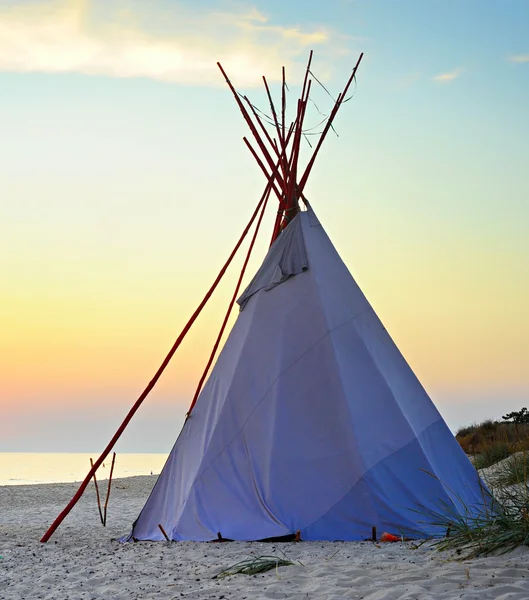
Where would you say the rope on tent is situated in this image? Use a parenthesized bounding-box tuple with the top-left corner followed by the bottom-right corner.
(237, 93, 277, 128)
(186, 184, 272, 417)
(308, 68, 337, 103)
(40, 182, 276, 544)
(298, 53, 364, 196)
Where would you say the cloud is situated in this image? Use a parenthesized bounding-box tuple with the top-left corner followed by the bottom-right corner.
(509, 54, 529, 64)
(0, 0, 344, 86)
(432, 68, 463, 83)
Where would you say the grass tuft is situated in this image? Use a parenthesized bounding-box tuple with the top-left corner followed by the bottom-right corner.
(212, 555, 294, 579)
(473, 442, 511, 470)
(420, 454, 529, 559)
(488, 453, 529, 487)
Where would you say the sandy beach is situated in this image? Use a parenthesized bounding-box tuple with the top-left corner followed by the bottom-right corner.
(1, 475, 529, 600)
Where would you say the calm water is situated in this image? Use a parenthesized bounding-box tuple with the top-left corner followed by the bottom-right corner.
(0, 453, 168, 486)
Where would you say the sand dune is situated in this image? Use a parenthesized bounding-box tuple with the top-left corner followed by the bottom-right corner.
(1, 476, 529, 599)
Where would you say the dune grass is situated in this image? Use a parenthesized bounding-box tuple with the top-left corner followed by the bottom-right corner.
(473, 442, 511, 470)
(425, 490, 529, 559)
(213, 556, 294, 579)
(488, 453, 529, 487)
(422, 443, 529, 558)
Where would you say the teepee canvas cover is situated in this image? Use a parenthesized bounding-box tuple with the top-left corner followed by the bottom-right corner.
(128, 207, 484, 542)
(41, 52, 485, 544)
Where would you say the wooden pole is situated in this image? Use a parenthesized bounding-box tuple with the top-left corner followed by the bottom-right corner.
(89, 458, 104, 525)
(242, 138, 283, 201)
(298, 53, 364, 195)
(286, 49, 314, 193)
(269, 122, 296, 246)
(285, 80, 312, 223)
(281, 66, 286, 144)
(242, 93, 290, 208)
(262, 75, 291, 199)
(186, 183, 272, 416)
(217, 62, 285, 196)
(294, 530, 302, 542)
(158, 524, 171, 542)
(270, 52, 314, 244)
(243, 95, 284, 165)
(40, 188, 273, 543)
(102, 452, 116, 526)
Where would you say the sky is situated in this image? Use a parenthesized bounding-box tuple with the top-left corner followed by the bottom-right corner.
(1, 0, 528, 452)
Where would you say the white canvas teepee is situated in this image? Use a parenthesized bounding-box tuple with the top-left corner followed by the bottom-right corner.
(128, 207, 485, 542)
(41, 52, 486, 544)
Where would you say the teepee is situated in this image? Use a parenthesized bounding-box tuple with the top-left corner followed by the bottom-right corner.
(41, 52, 485, 543)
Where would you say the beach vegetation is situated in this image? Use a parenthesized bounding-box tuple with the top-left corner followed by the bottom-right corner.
(423, 410, 529, 558)
(456, 410, 529, 467)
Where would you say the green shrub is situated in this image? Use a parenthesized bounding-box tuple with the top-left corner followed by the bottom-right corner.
(456, 424, 475, 437)
(479, 419, 497, 432)
(474, 442, 511, 470)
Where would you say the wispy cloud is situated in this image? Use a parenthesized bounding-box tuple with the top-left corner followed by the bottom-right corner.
(432, 68, 463, 83)
(508, 54, 529, 64)
(0, 0, 345, 86)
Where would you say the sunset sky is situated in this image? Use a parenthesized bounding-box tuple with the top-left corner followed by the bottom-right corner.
(1, 0, 528, 452)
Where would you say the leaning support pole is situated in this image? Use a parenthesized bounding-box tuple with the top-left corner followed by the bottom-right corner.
(102, 452, 116, 526)
(40, 188, 273, 543)
(262, 74, 289, 184)
(242, 139, 283, 201)
(284, 79, 312, 221)
(242, 121, 295, 201)
(270, 52, 313, 245)
(217, 62, 287, 197)
(158, 524, 171, 542)
(89, 458, 104, 525)
(187, 183, 272, 416)
(298, 53, 364, 195)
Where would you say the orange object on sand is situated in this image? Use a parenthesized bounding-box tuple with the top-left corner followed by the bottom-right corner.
(379, 532, 400, 542)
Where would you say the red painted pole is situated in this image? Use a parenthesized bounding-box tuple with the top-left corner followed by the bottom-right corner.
(240, 120, 296, 249)
(281, 66, 286, 143)
(217, 62, 282, 194)
(243, 138, 283, 201)
(298, 53, 364, 195)
(299, 51, 314, 109)
(242, 125, 295, 201)
(271, 94, 307, 244)
(262, 76, 286, 154)
(262, 75, 290, 202)
(270, 52, 313, 244)
(40, 188, 271, 543)
(269, 122, 296, 245)
(187, 184, 272, 416)
(243, 95, 282, 162)
(285, 80, 312, 220)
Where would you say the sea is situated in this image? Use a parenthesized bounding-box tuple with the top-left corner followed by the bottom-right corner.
(0, 453, 168, 486)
